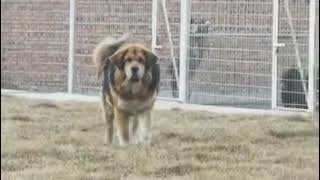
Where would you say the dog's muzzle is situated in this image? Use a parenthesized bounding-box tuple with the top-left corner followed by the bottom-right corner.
(131, 67, 140, 82)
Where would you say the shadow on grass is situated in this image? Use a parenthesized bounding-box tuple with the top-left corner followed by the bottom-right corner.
(30, 102, 59, 109)
(9, 115, 33, 122)
(269, 129, 319, 139)
(148, 163, 203, 177)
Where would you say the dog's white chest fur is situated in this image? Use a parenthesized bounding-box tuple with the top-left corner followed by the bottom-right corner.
(129, 81, 143, 94)
(109, 84, 156, 112)
(117, 93, 156, 112)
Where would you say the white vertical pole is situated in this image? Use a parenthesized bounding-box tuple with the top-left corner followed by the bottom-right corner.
(152, 0, 158, 53)
(308, 0, 316, 112)
(68, 0, 76, 94)
(179, 0, 191, 103)
(272, 0, 279, 109)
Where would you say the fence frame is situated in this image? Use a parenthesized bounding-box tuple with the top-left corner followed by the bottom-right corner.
(272, 0, 280, 109)
(308, 0, 316, 112)
(67, 0, 76, 94)
(179, 0, 191, 103)
(152, 0, 159, 53)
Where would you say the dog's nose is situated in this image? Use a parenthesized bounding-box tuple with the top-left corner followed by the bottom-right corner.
(131, 67, 138, 74)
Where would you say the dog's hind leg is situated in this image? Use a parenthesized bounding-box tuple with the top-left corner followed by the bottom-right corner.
(102, 96, 114, 145)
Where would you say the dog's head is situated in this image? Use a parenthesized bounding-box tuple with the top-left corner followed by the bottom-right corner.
(109, 44, 158, 82)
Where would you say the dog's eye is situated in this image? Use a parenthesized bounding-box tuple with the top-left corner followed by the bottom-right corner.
(127, 58, 132, 62)
(138, 58, 143, 63)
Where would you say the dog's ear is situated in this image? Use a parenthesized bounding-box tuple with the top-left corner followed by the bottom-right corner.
(144, 50, 158, 69)
(109, 48, 127, 69)
(92, 35, 129, 78)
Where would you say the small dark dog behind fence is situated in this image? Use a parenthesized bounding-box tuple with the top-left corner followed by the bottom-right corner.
(281, 68, 308, 109)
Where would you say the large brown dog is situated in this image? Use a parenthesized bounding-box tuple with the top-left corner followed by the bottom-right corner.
(92, 34, 160, 146)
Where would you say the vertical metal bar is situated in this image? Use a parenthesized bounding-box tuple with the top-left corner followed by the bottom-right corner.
(272, 0, 279, 109)
(152, 0, 158, 52)
(308, 0, 316, 112)
(179, 0, 191, 102)
(68, 0, 76, 94)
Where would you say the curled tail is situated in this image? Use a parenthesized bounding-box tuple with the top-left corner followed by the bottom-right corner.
(92, 33, 130, 78)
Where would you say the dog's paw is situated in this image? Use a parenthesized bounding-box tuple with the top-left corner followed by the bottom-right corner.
(119, 143, 128, 147)
(119, 140, 129, 147)
(139, 128, 152, 145)
(104, 136, 113, 145)
(103, 141, 111, 146)
(129, 135, 139, 145)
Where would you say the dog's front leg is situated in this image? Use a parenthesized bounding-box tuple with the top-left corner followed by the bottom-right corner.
(139, 110, 152, 145)
(114, 109, 129, 146)
(130, 115, 139, 144)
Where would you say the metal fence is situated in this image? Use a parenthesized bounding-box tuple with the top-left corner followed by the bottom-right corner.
(1, 0, 319, 112)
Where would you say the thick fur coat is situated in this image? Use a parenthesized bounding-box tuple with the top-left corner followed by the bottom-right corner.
(92, 34, 160, 146)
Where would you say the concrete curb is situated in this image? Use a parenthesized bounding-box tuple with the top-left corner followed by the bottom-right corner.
(1, 89, 309, 116)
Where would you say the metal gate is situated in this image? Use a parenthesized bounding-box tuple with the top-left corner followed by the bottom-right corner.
(153, 0, 318, 111)
(273, 0, 318, 111)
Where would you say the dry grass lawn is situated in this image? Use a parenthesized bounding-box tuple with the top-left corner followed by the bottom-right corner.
(1, 96, 319, 180)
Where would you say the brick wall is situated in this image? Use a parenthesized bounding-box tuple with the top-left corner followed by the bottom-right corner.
(1, 0, 69, 92)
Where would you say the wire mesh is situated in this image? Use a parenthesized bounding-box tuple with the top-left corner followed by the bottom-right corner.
(188, 0, 273, 108)
(1, 0, 69, 92)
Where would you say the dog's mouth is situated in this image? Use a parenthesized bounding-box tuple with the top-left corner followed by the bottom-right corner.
(130, 76, 140, 82)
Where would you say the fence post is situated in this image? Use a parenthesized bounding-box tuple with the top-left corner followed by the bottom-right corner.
(152, 0, 158, 53)
(68, 0, 76, 94)
(271, 0, 279, 109)
(179, 0, 191, 103)
(308, 0, 316, 112)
